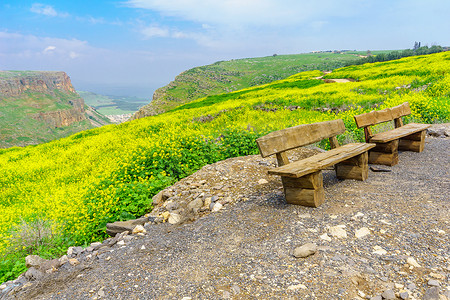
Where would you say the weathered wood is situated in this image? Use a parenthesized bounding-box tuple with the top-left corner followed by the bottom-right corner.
(329, 136, 340, 149)
(363, 127, 373, 142)
(372, 140, 399, 153)
(398, 139, 425, 152)
(337, 151, 368, 166)
(369, 123, 431, 143)
(354, 102, 411, 128)
(281, 172, 323, 189)
(276, 152, 289, 167)
(369, 151, 399, 166)
(394, 117, 403, 128)
(336, 164, 368, 181)
(268, 143, 376, 178)
(285, 187, 324, 207)
(256, 119, 345, 157)
(400, 130, 425, 141)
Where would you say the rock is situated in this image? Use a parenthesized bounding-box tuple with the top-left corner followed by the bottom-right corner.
(168, 213, 182, 225)
(165, 200, 179, 211)
(370, 296, 382, 300)
(293, 243, 317, 258)
(231, 284, 241, 294)
(428, 279, 440, 287)
(211, 196, 219, 202)
(161, 211, 170, 222)
(152, 190, 169, 205)
(423, 287, 440, 300)
(399, 291, 409, 299)
(320, 233, 332, 241)
(72, 246, 83, 255)
(406, 257, 421, 268)
(39, 258, 61, 272)
(406, 283, 417, 291)
(212, 202, 223, 212)
(24, 267, 43, 281)
(25, 255, 47, 269)
(430, 272, 445, 280)
(106, 217, 147, 237)
(329, 225, 347, 238)
(381, 289, 396, 299)
(59, 255, 69, 265)
(258, 179, 268, 184)
(68, 258, 80, 266)
(355, 227, 371, 239)
(372, 246, 387, 255)
(132, 225, 146, 234)
(287, 284, 307, 290)
(427, 128, 447, 137)
(117, 240, 125, 246)
(188, 198, 204, 212)
(204, 197, 212, 208)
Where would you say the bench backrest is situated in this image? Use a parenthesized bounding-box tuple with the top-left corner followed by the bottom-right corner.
(354, 102, 411, 128)
(256, 119, 345, 158)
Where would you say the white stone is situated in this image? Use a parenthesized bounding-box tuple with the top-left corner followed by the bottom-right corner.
(355, 227, 371, 239)
(330, 215, 338, 219)
(287, 284, 307, 290)
(329, 225, 347, 238)
(320, 233, 332, 242)
(141, 245, 146, 250)
(59, 255, 69, 264)
(117, 240, 125, 246)
(212, 202, 223, 212)
(358, 290, 366, 297)
(380, 229, 387, 234)
(168, 213, 181, 225)
(132, 225, 146, 234)
(258, 179, 268, 184)
(406, 257, 421, 268)
(395, 283, 404, 289)
(293, 243, 317, 258)
(0, 284, 7, 290)
(438, 230, 446, 235)
(372, 246, 387, 255)
(67, 247, 74, 256)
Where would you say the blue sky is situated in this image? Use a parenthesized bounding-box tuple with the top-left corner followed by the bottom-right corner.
(1, 0, 449, 98)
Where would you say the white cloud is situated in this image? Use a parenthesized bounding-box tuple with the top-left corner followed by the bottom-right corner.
(30, 3, 69, 17)
(43, 45, 56, 52)
(141, 26, 170, 38)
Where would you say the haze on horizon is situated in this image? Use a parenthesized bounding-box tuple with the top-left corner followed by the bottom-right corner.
(1, 0, 449, 98)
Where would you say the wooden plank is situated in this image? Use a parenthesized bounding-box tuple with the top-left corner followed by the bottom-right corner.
(400, 130, 425, 141)
(285, 187, 324, 207)
(256, 119, 345, 157)
(372, 140, 399, 153)
(281, 171, 323, 189)
(399, 139, 424, 152)
(354, 102, 411, 128)
(337, 151, 368, 166)
(329, 136, 340, 149)
(276, 152, 289, 166)
(268, 143, 375, 178)
(369, 123, 431, 143)
(336, 164, 368, 181)
(369, 151, 399, 166)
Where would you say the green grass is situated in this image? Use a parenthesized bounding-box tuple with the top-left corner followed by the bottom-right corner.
(79, 91, 148, 115)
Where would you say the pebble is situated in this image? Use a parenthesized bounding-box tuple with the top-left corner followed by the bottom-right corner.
(427, 279, 440, 287)
(406, 257, 421, 268)
(212, 202, 223, 212)
(406, 283, 417, 291)
(423, 287, 440, 300)
(293, 243, 317, 258)
(329, 225, 347, 238)
(258, 179, 268, 184)
(399, 291, 409, 299)
(319, 233, 332, 241)
(168, 213, 182, 225)
(381, 289, 396, 300)
(287, 284, 307, 290)
(132, 225, 146, 234)
(372, 246, 387, 255)
(68, 258, 80, 266)
(355, 227, 371, 239)
(370, 296, 382, 300)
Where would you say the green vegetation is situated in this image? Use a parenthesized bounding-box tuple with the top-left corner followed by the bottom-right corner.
(1, 52, 449, 283)
(78, 91, 148, 115)
(135, 51, 389, 117)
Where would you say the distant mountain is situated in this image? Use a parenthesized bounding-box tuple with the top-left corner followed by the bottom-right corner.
(0, 71, 111, 148)
(131, 52, 365, 119)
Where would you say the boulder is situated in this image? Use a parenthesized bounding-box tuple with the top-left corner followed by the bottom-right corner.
(106, 217, 148, 237)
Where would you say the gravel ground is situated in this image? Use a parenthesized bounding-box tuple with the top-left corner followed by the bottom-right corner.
(3, 132, 449, 300)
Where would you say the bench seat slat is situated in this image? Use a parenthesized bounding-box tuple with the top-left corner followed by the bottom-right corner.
(268, 143, 376, 178)
(369, 123, 431, 143)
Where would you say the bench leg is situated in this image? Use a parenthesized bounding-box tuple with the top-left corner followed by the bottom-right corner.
(399, 130, 426, 152)
(369, 140, 399, 166)
(335, 152, 369, 181)
(281, 171, 324, 207)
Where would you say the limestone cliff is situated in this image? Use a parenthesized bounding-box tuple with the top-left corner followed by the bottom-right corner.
(0, 71, 110, 148)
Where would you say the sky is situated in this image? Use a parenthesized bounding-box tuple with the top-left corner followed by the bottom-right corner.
(1, 1, 449, 98)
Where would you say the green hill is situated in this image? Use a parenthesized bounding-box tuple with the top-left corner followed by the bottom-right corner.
(132, 51, 377, 118)
(1, 52, 449, 282)
(0, 71, 111, 148)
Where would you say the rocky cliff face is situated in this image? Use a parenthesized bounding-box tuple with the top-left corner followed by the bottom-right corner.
(0, 71, 110, 148)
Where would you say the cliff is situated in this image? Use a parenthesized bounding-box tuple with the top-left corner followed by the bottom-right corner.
(0, 71, 110, 148)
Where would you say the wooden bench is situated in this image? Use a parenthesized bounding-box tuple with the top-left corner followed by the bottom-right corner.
(256, 119, 375, 207)
(354, 102, 431, 166)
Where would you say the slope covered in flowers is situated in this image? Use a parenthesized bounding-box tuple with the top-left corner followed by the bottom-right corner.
(1, 52, 449, 281)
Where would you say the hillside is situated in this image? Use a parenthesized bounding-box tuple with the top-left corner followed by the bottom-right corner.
(0, 71, 111, 148)
(131, 52, 370, 119)
(0, 52, 449, 283)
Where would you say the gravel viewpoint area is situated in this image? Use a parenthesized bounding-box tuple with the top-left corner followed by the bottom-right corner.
(2, 125, 449, 300)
